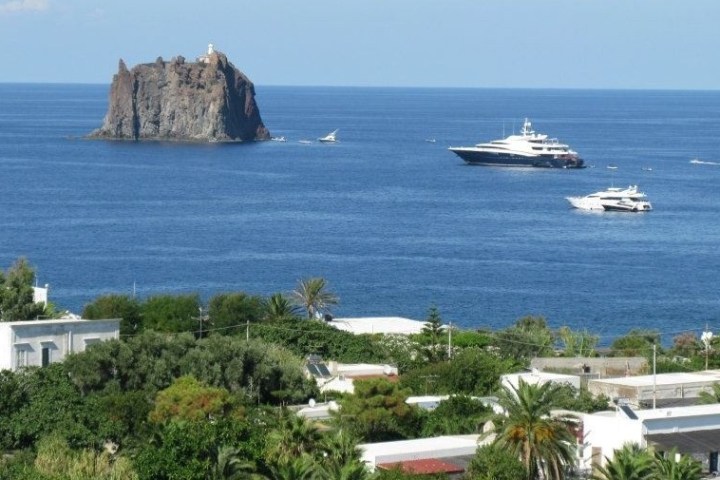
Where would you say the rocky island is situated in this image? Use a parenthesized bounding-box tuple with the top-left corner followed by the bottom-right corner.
(89, 45, 270, 142)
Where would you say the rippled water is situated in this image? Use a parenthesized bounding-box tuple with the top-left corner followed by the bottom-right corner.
(1, 84, 719, 343)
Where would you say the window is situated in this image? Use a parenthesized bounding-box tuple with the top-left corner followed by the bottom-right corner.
(41, 347, 50, 367)
(15, 348, 27, 369)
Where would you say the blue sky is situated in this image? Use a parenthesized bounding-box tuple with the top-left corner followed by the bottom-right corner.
(1, 0, 718, 89)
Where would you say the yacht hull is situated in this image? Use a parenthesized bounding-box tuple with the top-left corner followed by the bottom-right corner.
(449, 148, 584, 169)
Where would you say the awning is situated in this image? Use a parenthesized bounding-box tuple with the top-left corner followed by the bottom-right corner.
(646, 429, 720, 453)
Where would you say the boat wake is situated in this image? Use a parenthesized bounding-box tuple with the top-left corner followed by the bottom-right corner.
(690, 158, 720, 166)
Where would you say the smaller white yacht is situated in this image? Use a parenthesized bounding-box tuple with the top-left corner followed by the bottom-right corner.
(318, 129, 338, 143)
(566, 185, 652, 212)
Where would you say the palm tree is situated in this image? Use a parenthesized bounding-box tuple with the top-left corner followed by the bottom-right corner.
(263, 293, 301, 321)
(592, 443, 654, 480)
(210, 445, 264, 480)
(698, 382, 720, 404)
(653, 448, 702, 480)
(492, 379, 576, 480)
(291, 277, 338, 320)
(265, 454, 319, 480)
(265, 411, 322, 459)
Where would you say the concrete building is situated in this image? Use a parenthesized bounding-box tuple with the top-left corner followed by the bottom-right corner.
(304, 355, 399, 394)
(588, 371, 720, 408)
(582, 403, 720, 473)
(327, 316, 429, 335)
(501, 369, 581, 392)
(530, 356, 648, 377)
(0, 317, 120, 371)
(359, 434, 490, 476)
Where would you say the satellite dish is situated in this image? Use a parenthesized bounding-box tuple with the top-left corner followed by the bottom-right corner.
(308, 398, 316, 407)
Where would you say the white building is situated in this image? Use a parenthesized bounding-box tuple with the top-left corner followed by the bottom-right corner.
(327, 316, 430, 335)
(588, 371, 720, 408)
(501, 369, 581, 392)
(0, 318, 120, 371)
(582, 403, 720, 472)
(310, 361, 399, 394)
(359, 434, 489, 474)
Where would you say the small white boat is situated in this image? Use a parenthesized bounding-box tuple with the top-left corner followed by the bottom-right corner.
(271, 136, 287, 142)
(566, 185, 652, 212)
(318, 129, 338, 143)
(607, 165, 618, 170)
(298, 139, 313, 145)
(425, 138, 437, 143)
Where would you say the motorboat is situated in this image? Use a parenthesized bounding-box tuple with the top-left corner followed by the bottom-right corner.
(318, 129, 338, 143)
(448, 118, 584, 168)
(566, 185, 652, 212)
(271, 136, 287, 142)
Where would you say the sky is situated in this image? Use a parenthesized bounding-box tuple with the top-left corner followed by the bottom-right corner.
(1, 0, 718, 89)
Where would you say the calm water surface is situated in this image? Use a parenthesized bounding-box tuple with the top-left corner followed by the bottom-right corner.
(1, 84, 719, 343)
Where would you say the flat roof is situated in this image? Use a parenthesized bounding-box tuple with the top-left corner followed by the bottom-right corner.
(590, 371, 720, 387)
(3, 318, 120, 326)
(360, 434, 481, 458)
(328, 317, 429, 335)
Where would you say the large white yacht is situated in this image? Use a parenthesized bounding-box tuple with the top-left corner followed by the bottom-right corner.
(448, 118, 584, 168)
(566, 185, 652, 212)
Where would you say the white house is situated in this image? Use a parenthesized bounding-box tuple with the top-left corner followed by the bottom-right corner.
(359, 434, 489, 474)
(588, 371, 720, 408)
(501, 369, 581, 392)
(327, 316, 429, 335)
(582, 403, 720, 473)
(0, 317, 120, 371)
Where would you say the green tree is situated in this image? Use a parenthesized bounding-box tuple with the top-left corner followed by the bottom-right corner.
(335, 377, 420, 442)
(82, 294, 142, 335)
(400, 347, 514, 397)
(610, 329, 659, 357)
(0, 257, 47, 321)
(209, 292, 265, 334)
(421, 306, 445, 361)
(492, 379, 576, 480)
(141, 293, 200, 333)
(264, 410, 322, 459)
(592, 443, 654, 480)
(421, 395, 491, 436)
(557, 326, 598, 357)
(291, 277, 338, 319)
(149, 375, 237, 424)
(263, 293, 302, 322)
(552, 384, 611, 413)
(465, 444, 527, 480)
(495, 315, 555, 360)
(652, 448, 702, 480)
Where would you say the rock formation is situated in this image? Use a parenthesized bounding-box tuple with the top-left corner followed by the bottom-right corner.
(90, 49, 270, 142)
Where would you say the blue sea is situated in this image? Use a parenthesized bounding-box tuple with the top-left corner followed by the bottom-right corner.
(1, 84, 719, 343)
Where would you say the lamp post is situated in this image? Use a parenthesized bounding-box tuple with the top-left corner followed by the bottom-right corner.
(702, 328, 713, 370)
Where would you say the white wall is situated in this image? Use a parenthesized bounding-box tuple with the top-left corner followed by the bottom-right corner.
(581, 412, 644, 468)
(1, 319, 119, 371)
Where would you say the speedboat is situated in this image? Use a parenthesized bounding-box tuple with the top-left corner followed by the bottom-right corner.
(566, 185, 652, 212)
(271, 136, 287, 142)
(318, 129, 338, 143)
(448, 118, 584, 168)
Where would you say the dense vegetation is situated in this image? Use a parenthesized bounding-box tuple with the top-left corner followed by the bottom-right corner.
(0, 259, 715, 479)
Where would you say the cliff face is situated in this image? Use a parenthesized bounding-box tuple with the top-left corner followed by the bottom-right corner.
(90, 52, 270, 142)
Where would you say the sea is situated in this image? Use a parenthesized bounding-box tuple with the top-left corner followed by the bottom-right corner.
(1, 84, 719, 344)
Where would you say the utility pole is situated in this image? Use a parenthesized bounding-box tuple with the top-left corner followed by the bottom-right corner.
(246, 320, 250, 343)
(448, 321, 452, 359)
(198, 307, 204, 338)
(652, 343, 657, 409)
